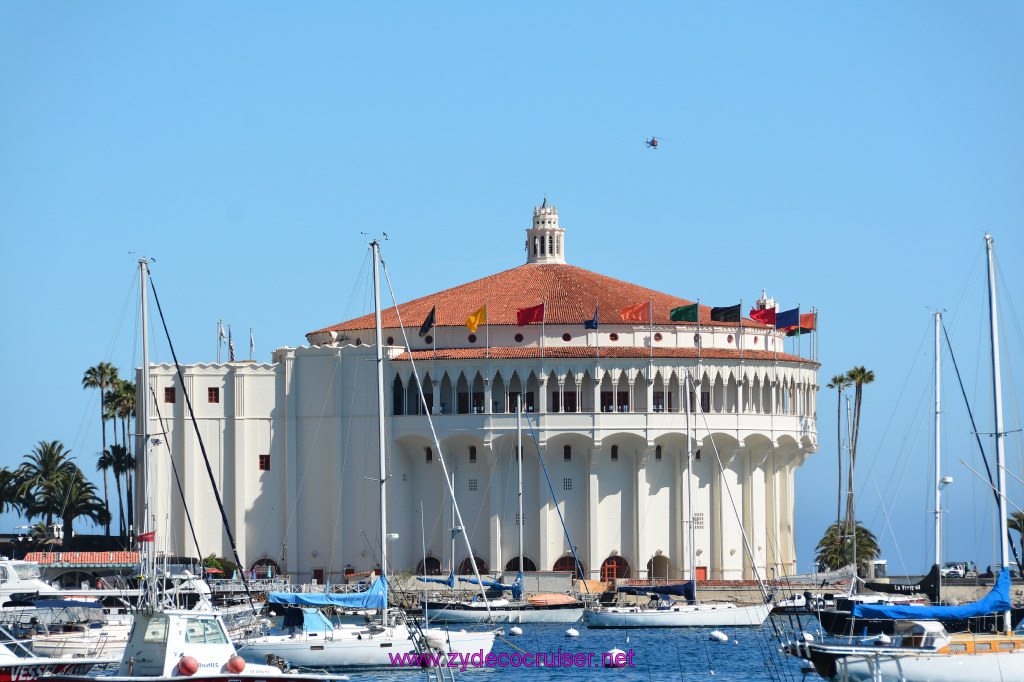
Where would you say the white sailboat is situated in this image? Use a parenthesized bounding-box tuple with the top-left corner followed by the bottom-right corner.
(235, 240, 497, 667)
(584, 369, 773, 628)
(419, 397, 584, 624)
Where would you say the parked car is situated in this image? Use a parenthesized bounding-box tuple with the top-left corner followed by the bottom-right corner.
(941, 561, 978, 578)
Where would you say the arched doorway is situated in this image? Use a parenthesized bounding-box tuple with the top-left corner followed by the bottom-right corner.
(600, 556, 631, 581)
(504, 557, 537, 572)
(416, 556, 442, 575)
(646, 554, 672, 580)
(458, 556, 488, 575)
(553, 555, 585, 580)
(250, 557, 281, 579)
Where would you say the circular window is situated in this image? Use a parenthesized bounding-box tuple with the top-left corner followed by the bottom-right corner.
(609, 333, 619, 342)
(562, 333, 572, 342)
(514, 333, 524, 343)
(693, 333, 701, 344)
(727, 334, 734, 343)
(355, 338, 362, 346)
(386, 336, 394, 345)
(468, 334, 477, 343)
(653, 333, 662, 342)
(424, 335, 433, 344)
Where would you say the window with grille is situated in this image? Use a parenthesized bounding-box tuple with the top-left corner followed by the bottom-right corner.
(468, 478, 478, 491)
(693, 512, 705, 529)
(563, 478, 572, 491)
(258, 455, 270, 471)
(164, 387, 176, 403)
(208, 387, 220, 403)
(515, 512, 524, 526)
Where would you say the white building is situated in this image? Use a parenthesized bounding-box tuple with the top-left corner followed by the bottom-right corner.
(138, 201, 818, 584)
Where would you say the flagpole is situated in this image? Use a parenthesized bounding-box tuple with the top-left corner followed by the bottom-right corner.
(649, 299, 653, 360)
(697, 298, 701, 359)
(249, 327, 254, 361)
(485, 299, 489, 361)
(739, 298, 744, 360)
(217, 319, 223, 364)
(541, 300, 546, 360)
(797, 302, 801, 358)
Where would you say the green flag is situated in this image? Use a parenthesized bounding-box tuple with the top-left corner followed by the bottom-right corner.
(670, 304, 698, 322)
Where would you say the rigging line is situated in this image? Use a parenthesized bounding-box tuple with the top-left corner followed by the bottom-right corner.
(149, 387, 204, 574)
(378, 250, 493, 614)
(146, 273, 257, 615)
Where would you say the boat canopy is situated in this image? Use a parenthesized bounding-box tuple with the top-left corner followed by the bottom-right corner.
(853, 568, 1011, 620)
(416, 572, 455, 589)
(268, 575, 387, 609)
(458, 572, 524, 600)
(616, 581, 696, 603)
(281, 606, 335, 633)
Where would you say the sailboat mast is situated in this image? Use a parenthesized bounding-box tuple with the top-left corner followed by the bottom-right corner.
(685, 370, 696, 585)
(934, 311, 942, 570)
(138, 257, 156, 609)
(517, 395, 524, 575)
(371, 240, 389, 626)
(985, 234, 1010, 632)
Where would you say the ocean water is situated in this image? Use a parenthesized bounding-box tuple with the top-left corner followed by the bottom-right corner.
(343, 618, 812, 681)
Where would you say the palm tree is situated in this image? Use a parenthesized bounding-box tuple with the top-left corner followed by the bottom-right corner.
(32, 469, 111, 547)
(0, 467, 24, 514)
(826, 373, 852, 529)
(83, 362, 119, 535)
(815, 521, 881, 572)
(110, 379, 136, 451)
(109, 444, 134, 538)
(97, 449, 125, 536)
(16, 441, 78, 527)
(1008, 511, 1024, 574)
(844, 366, 875, 530)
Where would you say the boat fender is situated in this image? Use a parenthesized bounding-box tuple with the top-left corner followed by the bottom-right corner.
(226, 655, 246, 673)
(509, 626, 523, 636)
(603, 648, 626, 667)
(709, 630, 728, 642)
(565, 628, 580, 638)
(801, 632, 814, 642)
(177, 656, 199, 676)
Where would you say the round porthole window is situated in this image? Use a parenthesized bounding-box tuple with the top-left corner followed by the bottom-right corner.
(562, 333, 572, 342)
(727, 334, 734, 343)
(653, 333, 662, 342)
(386, 336, 394, 345)
(514, 333, 524, 343)
(424, 335, 433, 344)
(609, 333, 619, 342)
(468, 334, 477, 343)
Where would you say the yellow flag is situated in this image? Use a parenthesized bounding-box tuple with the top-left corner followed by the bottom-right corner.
(466, 305, 487, 332)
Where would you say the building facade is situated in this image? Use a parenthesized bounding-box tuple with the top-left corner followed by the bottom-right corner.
(138, 202, 818, 584)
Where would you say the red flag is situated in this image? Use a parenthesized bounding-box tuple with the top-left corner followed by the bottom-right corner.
(516, 303, 545, 326)
(620, 302, 649, 323)
(749, 307, 776, 326)
(138, 531, 155, 542)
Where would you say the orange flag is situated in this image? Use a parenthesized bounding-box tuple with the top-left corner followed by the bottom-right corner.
(466, 305, 487, 333)
(620, 302, 649, 323)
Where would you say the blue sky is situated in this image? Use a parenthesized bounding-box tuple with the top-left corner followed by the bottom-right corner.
(2, 2, 1022, 575)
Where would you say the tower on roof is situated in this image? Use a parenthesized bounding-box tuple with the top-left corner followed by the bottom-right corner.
(526, 197, 566, 265)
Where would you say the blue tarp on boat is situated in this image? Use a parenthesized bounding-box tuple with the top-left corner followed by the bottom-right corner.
(458, 572, 525, 600)
(616, 581, 696, 604)
(268, 575, 387, 609)
(417, 572, 455, 589)
(853, 568, 1011, 620)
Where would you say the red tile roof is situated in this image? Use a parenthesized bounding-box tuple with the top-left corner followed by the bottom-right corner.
(392, 347, 815, 364)
(308, 263, 768, 337)
(24, 551, 138, 566)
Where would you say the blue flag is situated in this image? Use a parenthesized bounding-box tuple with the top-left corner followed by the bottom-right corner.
(776, 307, 800, 329)
(584, 306, 599, 329)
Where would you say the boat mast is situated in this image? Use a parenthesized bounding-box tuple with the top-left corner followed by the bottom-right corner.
(685, 370, 696, 587)
(933, 310, 943, 605)
(517, 395, 524, 577)
(371, 240, 389, 626)
(985, 233, 1010, 632)
(138, 257, 156, 611)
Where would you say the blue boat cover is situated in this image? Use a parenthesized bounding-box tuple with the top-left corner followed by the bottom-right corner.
(616, 581, 696, 604)
(853, 568, 1011, 620)
(268, 575, 387, 609)
(416, 572, 455, 589)
(458, 572, 525, 600)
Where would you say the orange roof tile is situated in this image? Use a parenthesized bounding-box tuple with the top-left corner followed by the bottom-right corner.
(24, 551, 139, 565)
(308, 263, 768, 338)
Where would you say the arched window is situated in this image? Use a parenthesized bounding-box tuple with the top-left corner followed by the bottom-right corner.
(504, 557, 537, 572)
(563, 445, 571, 461)
(458, 556, 488, 575)
(655, 445, 662, 460)
(250, 558, 281, 579)
(600, 556, 631, 581)
(392, 376, 404, 415)
(416, 556, 442, 576)
(553, 555, 585, 580)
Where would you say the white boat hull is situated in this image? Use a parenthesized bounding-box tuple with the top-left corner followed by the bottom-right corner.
(424, 603, 583, 624)
(837, 651, 1024, 682)
(236, 623, 496, 668)
(583, 602, 771, 628)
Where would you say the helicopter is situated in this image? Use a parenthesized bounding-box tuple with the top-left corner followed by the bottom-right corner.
(645, 137, 659, 149)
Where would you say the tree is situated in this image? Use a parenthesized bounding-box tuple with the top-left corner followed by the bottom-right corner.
(107, 379, 136, 452)
(16, 441, 78, 527)
(110, 444, 135, 538)
(97, 449, 125, 536)
(83, 362, 119, 535)
(1008, 511, 1024, 574)
(0, 467, 24, 514)
(826, 373, 852, 529)
(35, 469, 111, 546)
(844, 366, 875, 530)
(815, 521, 880, 572)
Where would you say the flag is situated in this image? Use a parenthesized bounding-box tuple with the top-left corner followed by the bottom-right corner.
(418, 306, 436, 337)
(775, 307, 800, 330)
(584, 305, 599, 329)
(670, 304, 699, 322)
(517, 303, 544, 326)
(138, 531, 155, 542)
(228, 327, 235, 361)
(749, 307, 776, 326)
(249, 328, 255, 355)
(466, 305, 486, 333)
(620, 302, 649, 323)
(786, 313, 817, 336)
(710, 304, 741, 322)
(218, 320, 226, 343)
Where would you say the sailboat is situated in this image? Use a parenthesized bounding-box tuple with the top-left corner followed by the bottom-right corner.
(417, 398, 584, 624)
(799, 234, 1024, 681)
(583, 369, 773, 628)
(235, 240, 496, 667)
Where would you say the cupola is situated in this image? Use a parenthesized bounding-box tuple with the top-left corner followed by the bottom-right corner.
(525, 196, 566, 264)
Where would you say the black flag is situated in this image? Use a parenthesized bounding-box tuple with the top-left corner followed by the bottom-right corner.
(418, 306, 436, 337)
(710, 304, 741, 323)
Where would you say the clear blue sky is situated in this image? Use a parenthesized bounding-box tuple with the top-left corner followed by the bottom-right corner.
(2, 2, 1022, 575)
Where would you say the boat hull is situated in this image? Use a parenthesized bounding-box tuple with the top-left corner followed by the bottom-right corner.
(421, 601, 583, 624)
(815, 606, 1024, 636)
(836, 651, 1024, 682)
(0, 661, 101, 682)
(583, 602, 771, 628)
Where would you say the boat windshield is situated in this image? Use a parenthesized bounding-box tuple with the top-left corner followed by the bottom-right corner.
(143, 614, 170, 643)
(184, 617, 228, 645)
(12, 563, 40, 580)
